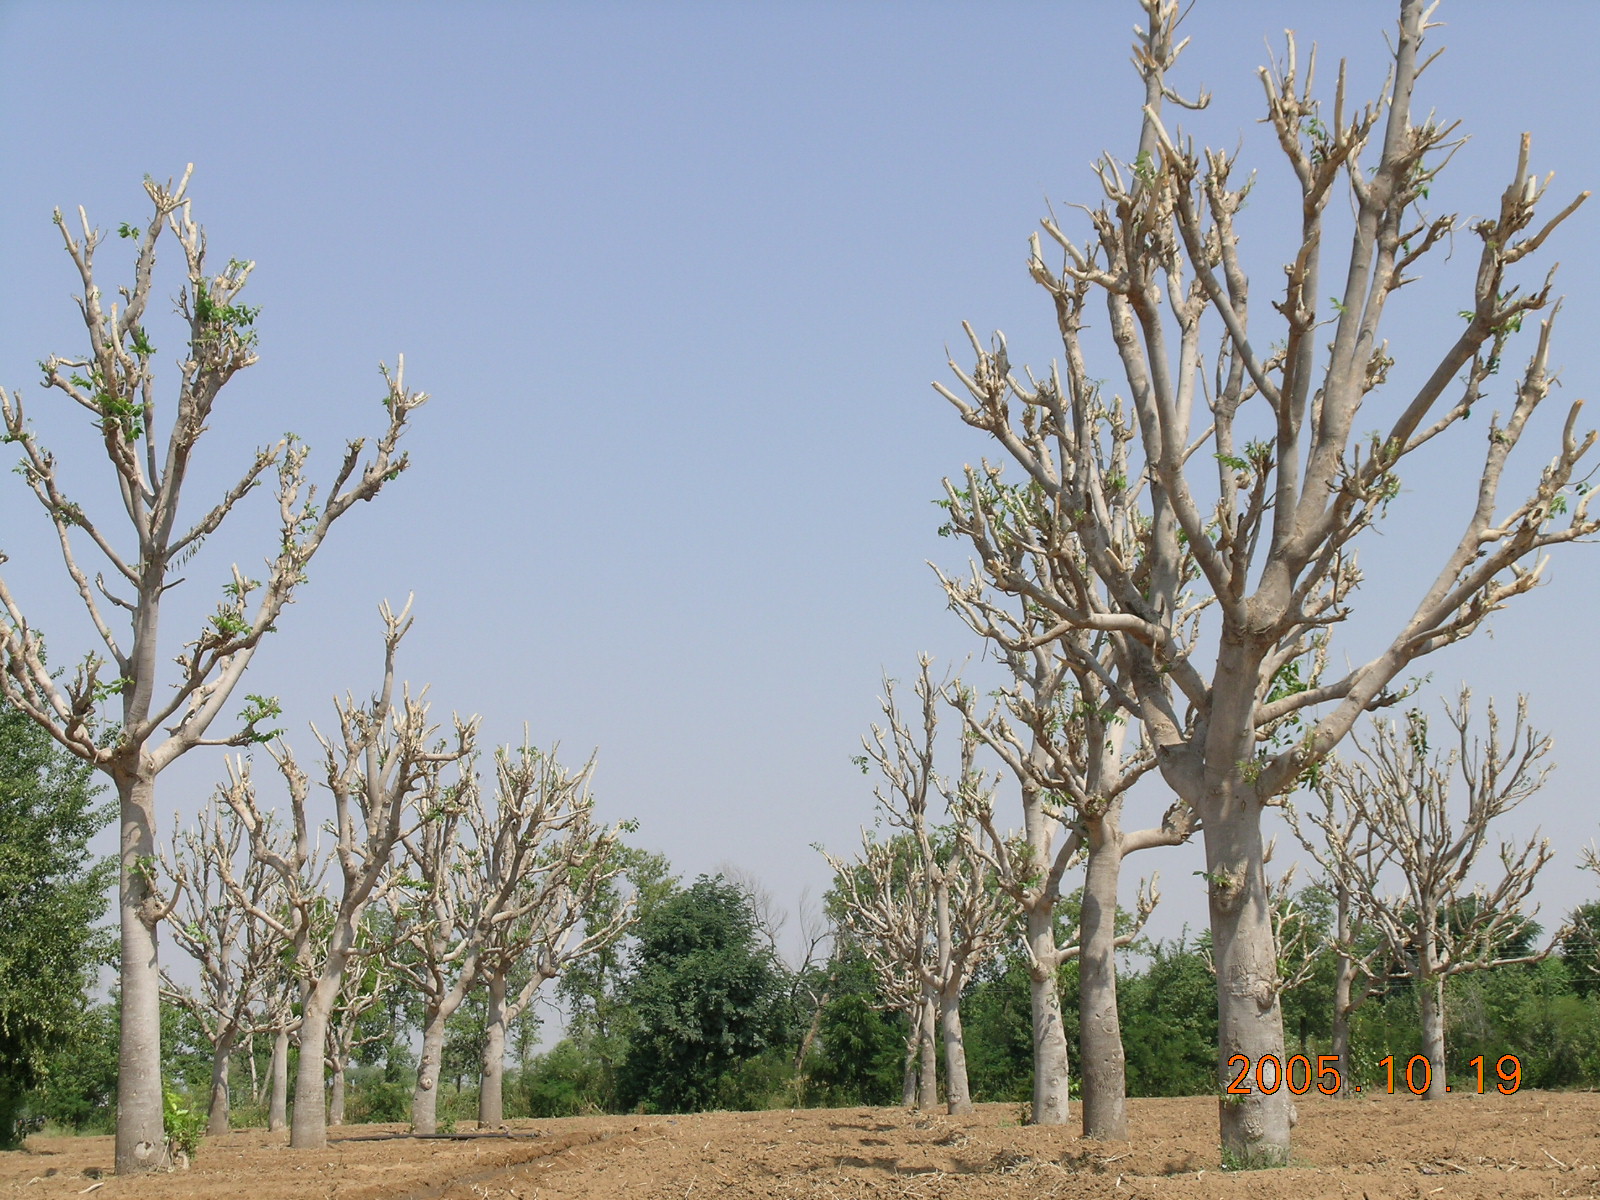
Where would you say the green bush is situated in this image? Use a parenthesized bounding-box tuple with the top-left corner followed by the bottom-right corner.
(163, 1088, 205, 1161)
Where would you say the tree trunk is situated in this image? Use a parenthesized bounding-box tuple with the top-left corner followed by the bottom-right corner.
(900, 1008, 919, 1107)
(1078, 822, 1129, 1139)
(1330, 978, 1354, 1098)
(207, 1032, 235, 1136)
(1329, 888, 1356, 1097)
(938, 980, 974, 1115)
(411, 1007, 448, 1135)
(1025, 910, 1071, 1126)
(247, 1034, 261, 1107)
(917, 992, 938, 1110)
(328, 1059, 346, 1127)
(936, 998, 972, 1116)
(1205, 800, 1294, 1166)
(479, 973, 508, 1127)
(290, 995, 333, 1148)
(1419, 972, 1447, 1100)
(269, 1028, 290, 1132)
(115, 772, 169, 1174)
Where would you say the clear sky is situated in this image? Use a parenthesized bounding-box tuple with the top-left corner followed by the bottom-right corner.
(3, 0, 1599, 979)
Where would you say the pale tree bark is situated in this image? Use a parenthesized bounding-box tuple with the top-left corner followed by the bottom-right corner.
(219, 600, 475, 1149)
(1300, 689, 1557, 1100)
(946, 620, 1181, 1135)
(0, 169, 426, 1174)
(899, 1008, 919, 1108)
(478, 973, 509, 1126)
(933, 0, 1592, 1164)
(917, 994, 939, 1110)
(162, 804, 289, 1135)
(263, 972, 298, 1132)
(267, 1024, 291, 1131)
(824, 660, 1006, 1116)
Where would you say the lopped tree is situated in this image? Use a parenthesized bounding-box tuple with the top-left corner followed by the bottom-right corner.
(391, 736, 626, 1134)
(472, 745, 632, 1127)
(219, 599, 475, 1148)
(1298, 689, 1556, 1098)
(944, 598, 1178, 1134)
(0, 168, 425, 1172)
(933, 0, 1594, 1162)
(1287, 773, 1393, 1095)
(824, 837, 938, 1109)
(826, 660, 1007, 1115)
(161, 806, 289, 1134)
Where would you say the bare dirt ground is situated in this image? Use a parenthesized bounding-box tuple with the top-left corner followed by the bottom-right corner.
(5, 1091, 1599, 1200)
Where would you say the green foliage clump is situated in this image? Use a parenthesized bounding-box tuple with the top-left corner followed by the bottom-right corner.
(163, 1088, 205, 1161)
(618, 876, 790, 1113)
(1118, 933, 1218, 1098)
(0, 698, 113, 1148)
(804, 949, 905, 1106)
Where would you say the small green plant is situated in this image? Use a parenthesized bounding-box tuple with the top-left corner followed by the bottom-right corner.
(163, 1088, 205, 1163)
(1221, 1144, 1292, 1171)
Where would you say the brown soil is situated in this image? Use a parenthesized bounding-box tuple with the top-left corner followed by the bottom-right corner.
(5, 1092, 1598, 1199)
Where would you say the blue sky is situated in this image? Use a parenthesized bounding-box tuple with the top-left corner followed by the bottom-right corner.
(3, 0, 1599, 975)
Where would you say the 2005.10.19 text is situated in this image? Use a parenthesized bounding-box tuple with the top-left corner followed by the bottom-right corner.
(1224, 1054, 1522, 1096)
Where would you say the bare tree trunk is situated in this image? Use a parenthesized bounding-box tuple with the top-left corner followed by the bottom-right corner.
(290, 1000, 332, 1148)
(478, 974, 508, 1126)
(1206, 801, 1293, 1166)
(900, 1009, 919, 1107)
(207, 1032, 235, 1136)
(247, 1035, 261, 1107)
(116, 773, 169, 1173)
(937, 981, 973, 1115)
(269, 1028, 289, 1132)
(328, 1060, 346, 1127)
(1330, 955, 1355, 1097)
(1419, 974, 1448, 1100)
(1025, 899, 1071, 1125)
(411, 1008, 447, 1135)
(1079, 823, 1129, 1139)
(917, 992, 938, 1110)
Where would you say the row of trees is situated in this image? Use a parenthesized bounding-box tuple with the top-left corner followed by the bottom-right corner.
(0, 166, 641, 1166)
(2, 676, 1593, 1144)
(823, 666, 1564, 1122)
(151, 604, 632, 1148)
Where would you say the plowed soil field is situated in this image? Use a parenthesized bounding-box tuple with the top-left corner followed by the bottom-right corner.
(5, 1091, 1599, 1199)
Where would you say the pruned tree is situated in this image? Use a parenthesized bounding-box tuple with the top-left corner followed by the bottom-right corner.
(944, 596, 1180, 1134)
(472, 742, 632, 1126)
(1301, 689, 1556, 1098)
(1288, 774, 1393, 1095)
(220, 599, 475, 1148)
(161, 806, 288, 1134)
(0, 168, 426, 1172)
(390, 736, 624, 1133)
(827, 660, 1007, 1115)
(822, 836, 938, 1109)
(931, 0, 1593, 1162)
